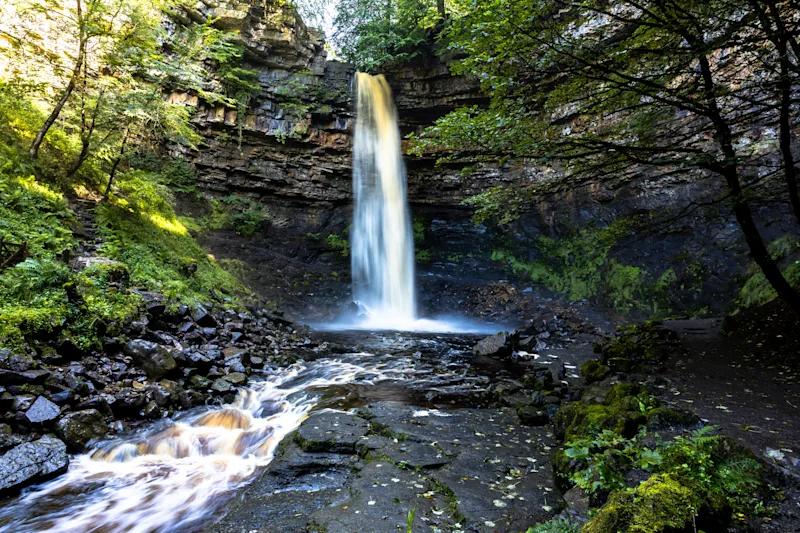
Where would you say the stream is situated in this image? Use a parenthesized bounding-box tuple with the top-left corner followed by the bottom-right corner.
(0, 331, 528, 533)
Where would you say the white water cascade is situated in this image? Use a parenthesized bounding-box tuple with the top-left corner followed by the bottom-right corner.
(351, 73, 417, 328)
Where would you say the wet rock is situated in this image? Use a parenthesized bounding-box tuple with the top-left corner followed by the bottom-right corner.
(0, 436, 68, 495)
(76, 395, 113, 416)
(382, 440, 451, 469)
(211, 378, 233, 393)
(192, 305, 218, 328)
(48, 390, 73, 405)
(0, 424, 22, 452)
(517, 406, 549, 426)
(530, 391, 547, 407)
(190, 375, 211, 389)
(249, 356, 264, 369)
(222, 347, 246, 358)
(563, 486, 590, 519)
(142, 401, 161, 419)
(123, 340, 177, 380)
(224, 356, 246, 373)
(25, 396, 60, 424)
(0, 351, 36, 372)
(109, 388, 147, 416)
(56, 409, 107, 452)
(0, 369, 50, 386)
(223, 372, 247, 385)
(294, 411, 369, 454)
(473, 331, 515, 357)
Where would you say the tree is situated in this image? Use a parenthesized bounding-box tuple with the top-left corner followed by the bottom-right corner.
(412, 0, 800, 313)
(331, 0, 454, 69)
(749, 0, 800, 225)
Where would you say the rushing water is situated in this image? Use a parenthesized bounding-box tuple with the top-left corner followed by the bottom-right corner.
(0, 335, 493, 533)
(351, 73, 417, 328)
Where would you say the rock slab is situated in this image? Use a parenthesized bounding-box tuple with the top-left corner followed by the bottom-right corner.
(0, 436, 68, 494)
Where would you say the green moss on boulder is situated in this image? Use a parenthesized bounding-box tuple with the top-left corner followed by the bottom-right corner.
(580, 361, 610, 384)
(553, 384, 649, 441)
(583, 473, 730, 533)
(646, 407, 700, 431)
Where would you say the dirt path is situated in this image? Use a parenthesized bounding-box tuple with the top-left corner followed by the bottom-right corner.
(658, 317, 800, 531)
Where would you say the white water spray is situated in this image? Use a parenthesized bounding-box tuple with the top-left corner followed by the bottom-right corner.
(351, 73, 417, 326)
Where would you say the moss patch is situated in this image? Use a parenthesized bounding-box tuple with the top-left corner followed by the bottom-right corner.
(583, 473, 729, 533)
(553, 384, 651, 442)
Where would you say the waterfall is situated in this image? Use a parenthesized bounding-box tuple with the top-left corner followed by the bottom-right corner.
(351, 73, 416, 326)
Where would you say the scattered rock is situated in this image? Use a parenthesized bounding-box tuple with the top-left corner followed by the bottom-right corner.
(25, 396, 60, 425)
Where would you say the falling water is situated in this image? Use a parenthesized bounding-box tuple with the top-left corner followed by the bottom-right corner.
(351, 73, 417, 327)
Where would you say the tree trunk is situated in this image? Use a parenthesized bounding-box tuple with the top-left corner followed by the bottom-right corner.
(437, 0, 445, 18)
(29, 0, 84, 160)
(104, 129, 129, 198)
(698, 53, 800, 313)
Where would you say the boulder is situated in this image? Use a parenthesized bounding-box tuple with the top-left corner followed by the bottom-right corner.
(25, 396, 60, 424)
(473, 331, 516, 357)
(192, 305, 218, 328)
(123, 340, 177, 380)
(56, 409, 107, 452)
(0, 436, 68, 495)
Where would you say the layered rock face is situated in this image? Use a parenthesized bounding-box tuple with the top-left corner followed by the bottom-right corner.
(177, 0, 793, 319)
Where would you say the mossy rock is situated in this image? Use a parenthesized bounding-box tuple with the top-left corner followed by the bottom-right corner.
(598, 321, 674, 372)
(646, 407, 700, 431)
(583, 473, 730, 533)
(580, 360, 610, 384)
(552, 448, 577, 493)
(554, 384, 654, 441)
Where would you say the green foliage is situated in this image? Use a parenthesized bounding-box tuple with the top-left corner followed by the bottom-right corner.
(575, 427, 765, 532)
(489, 219, 673, 313)
(0, 257, 144, 351)
(565, 429, 663, 494)
(524, 518, 580, 533)
(412, 217, 425, 242)
(325, 233, 349, 258)
(737, 235, 800, 309)
(331, 0, 450, 70)
(0, 173, 75, 259)
(415, 249, 431, 262)
(406, 507, 416, 533)
(200, 196, 268, 237)
(97, 170, 246, 306)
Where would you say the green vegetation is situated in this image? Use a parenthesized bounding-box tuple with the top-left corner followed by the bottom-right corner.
(0, 13, 249, 352)
(199, 196, 268, 237)
(331, 0, 455, 70)
(593, 321, 670, 373)
(524, 519, 580, 533)
(737, 235, 800, 309)
(97, 171, 245, 305)
(325, 233, 350, 258)
(552, 375, 770, 533)
(489, 221, 675, 314)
